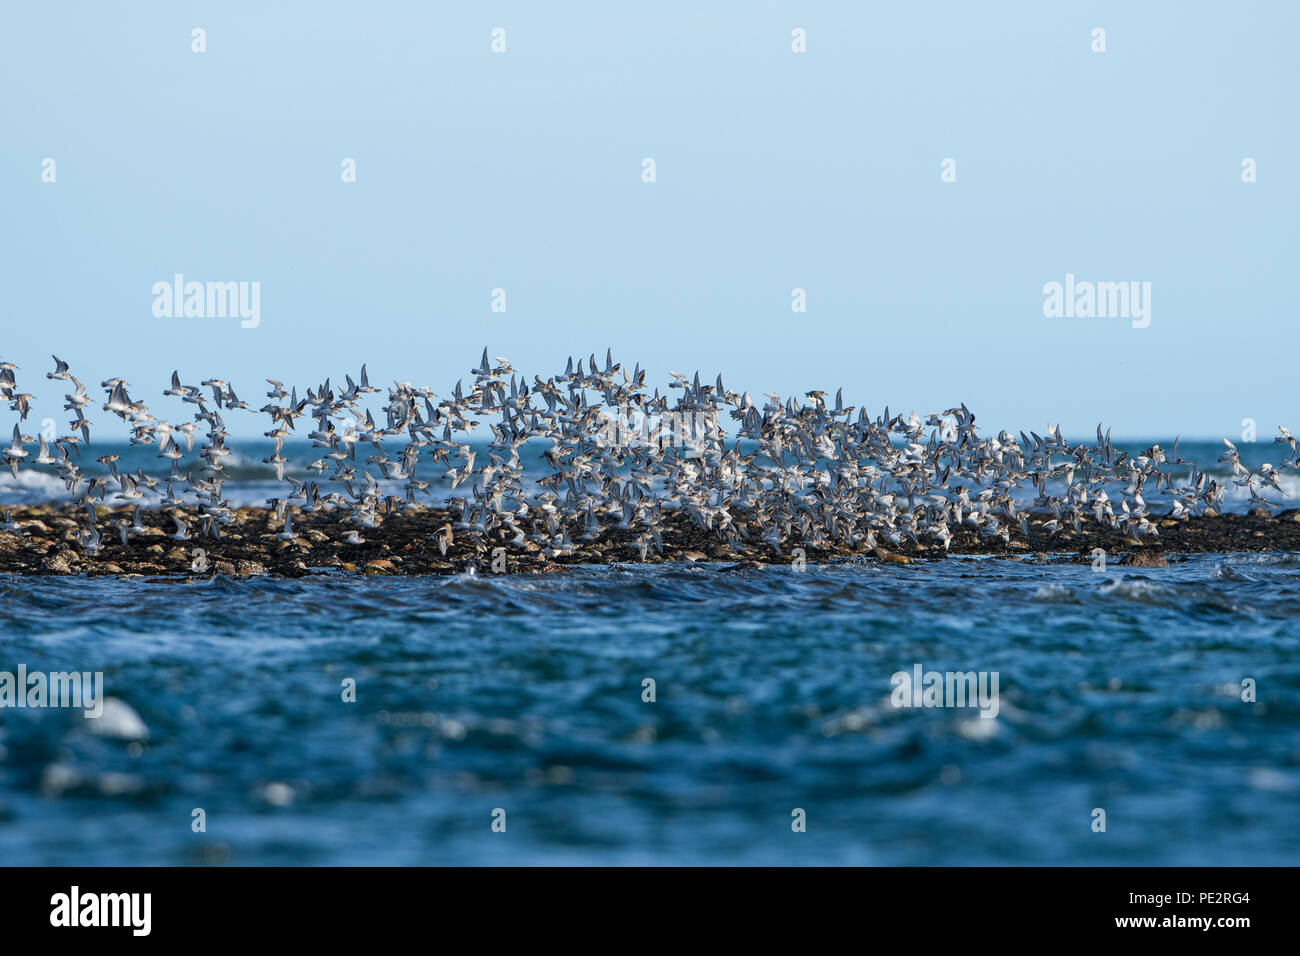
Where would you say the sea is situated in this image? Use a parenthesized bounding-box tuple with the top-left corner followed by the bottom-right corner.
(0, 438, 1298, 865)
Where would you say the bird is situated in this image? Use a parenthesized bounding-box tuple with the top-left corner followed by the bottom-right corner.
(0, 345, 1292, 574)
(0, 510, 27, 537)
(3, 425, 31, 476)
(276, 511, 297, 542)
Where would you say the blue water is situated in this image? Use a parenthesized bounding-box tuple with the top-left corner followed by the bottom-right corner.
(2, 553, 1297, 865)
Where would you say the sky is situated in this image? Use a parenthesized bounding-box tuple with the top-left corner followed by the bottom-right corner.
(1, 1, 1296, 439)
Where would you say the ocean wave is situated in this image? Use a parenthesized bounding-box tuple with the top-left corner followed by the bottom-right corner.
(1097, 575, 1179, 603)
(1216, 551, 1300, 568)
(1032, 583, 1075, 602)
(0, 469, 70, 505)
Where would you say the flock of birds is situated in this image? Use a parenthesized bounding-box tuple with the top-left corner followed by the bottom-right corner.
(1, 350, 1297, 561)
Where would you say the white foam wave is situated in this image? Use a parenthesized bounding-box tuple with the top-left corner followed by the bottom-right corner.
(0, 469, 71, 504)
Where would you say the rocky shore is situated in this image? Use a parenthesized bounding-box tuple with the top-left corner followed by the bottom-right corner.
(2, 503, 1299, 578)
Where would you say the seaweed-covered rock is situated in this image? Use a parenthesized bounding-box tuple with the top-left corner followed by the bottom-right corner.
(1121, 551, 1168, 568)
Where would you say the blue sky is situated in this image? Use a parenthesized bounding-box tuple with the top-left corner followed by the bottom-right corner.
(2, 1, 1296, 438)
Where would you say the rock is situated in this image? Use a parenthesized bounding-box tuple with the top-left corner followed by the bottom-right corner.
(42, 551, 74, 574)
(1121, 551, 1168, 567)
(872, 548, 913, 565)
(3, 498, 1299, 579)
